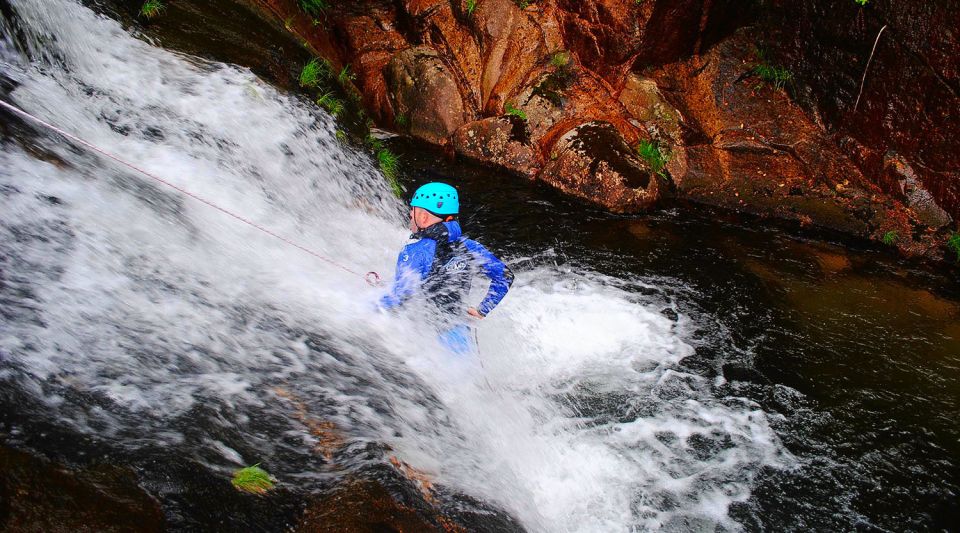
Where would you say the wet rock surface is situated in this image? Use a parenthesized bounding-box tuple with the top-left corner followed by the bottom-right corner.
(0, 446, 164, 533)
(244, 0, 959, 259)
(453, 116, 541, 177)
(540, 121, 660, 212)
(385, 46, 471, 146)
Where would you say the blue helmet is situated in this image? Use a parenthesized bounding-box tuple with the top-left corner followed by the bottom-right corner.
(410, 182, 459, 215)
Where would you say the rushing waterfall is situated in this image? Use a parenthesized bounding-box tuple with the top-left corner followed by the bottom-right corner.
(0, 0, 793, 530)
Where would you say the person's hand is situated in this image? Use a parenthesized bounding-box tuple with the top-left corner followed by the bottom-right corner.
(467, 307, 484, 319)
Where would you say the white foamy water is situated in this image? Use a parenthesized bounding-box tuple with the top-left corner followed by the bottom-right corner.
(0, 1, 793, 531)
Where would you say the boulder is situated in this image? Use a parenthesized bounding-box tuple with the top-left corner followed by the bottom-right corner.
(538, 121, 661, 212)
(453, 116, 542, 177)
(384, 46, 470, 146)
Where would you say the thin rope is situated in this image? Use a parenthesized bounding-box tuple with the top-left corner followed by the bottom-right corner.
(853, 24, 888, 112)
(0, 99, 380, 285)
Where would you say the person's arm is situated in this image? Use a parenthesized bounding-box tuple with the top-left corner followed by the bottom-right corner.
(379, 240, 436, 310)
(464, 239, 514, 317)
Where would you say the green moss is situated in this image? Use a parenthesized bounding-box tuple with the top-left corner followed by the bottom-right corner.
(636, 139, 669, 178)
(550, 51, 570, 68)
(505, 102, 527, 121)
(299, 58, 330, 88)
(882, 230, 898, 246)
(231, 464, 274, 495)
(139, 0, 164, 19)
(516, 0, 533, 9)
(466, 0, 478, 16)
(947, 232, 960, 261)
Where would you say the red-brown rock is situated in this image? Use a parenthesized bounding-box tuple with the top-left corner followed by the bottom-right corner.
(538, 121, 661, 212)
(453, 116, 542, 177)
(384, 46, 471, 146)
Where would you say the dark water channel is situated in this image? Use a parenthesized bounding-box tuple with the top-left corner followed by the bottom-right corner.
(411, 144, 960, 530)
(2, 0, 959, 531)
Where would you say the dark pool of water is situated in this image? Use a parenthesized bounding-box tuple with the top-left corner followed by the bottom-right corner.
(395, 141, 960, 530)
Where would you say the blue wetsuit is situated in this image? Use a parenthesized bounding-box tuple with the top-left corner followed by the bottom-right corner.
(379, 221, 513, 355)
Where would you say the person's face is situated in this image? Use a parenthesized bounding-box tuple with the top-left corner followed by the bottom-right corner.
(409, 207, 424, 232)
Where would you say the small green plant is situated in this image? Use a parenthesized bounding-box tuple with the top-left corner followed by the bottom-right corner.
(298, 0, 328, 16)
(947, 232, 960, 261)
(335, 129, 347, 143)
(550, 51, 570, 69)
(751, 47, 793, 91)
(377, 149, 403, 197)
(505, 102, 527, 121)
(637, 139, 669, 178)
(882, 230, 898, 246)
(231, 464, 274, 495)
(337, 64, 355, 85)
(299, 58, 329, 88)
(466, 0, 478, 16)
(139, 0, 164, 19)
(395, 114, 409, 128)
(516, 0, 532, 9)
(753, 63, 793, 91)
(854, 0, 868, 5)
(365, 133, 384, 152)
(316, 92, 344, 117)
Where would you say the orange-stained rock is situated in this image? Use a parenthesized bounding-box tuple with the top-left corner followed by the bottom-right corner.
(648, 29, 912, 238)
(243, 0, 956, 258)
(384, 46, 471, 146)
(538, 121, 661, 212)
(453, 116, 542, 177)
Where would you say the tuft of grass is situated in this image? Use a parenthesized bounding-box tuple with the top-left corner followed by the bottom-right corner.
(365, 133, 384, 152)
(395, 113, 409, 128)
(854, 0, 868, 5)
(231, 464, 274, 495)
(751, 47, 793, 91)
(505, 102, 527, 121)
(337, 64, 355, 85)
(637, 139, 669, 178)
(882, 230, 898, 246)
(947, 232, 960, 261)
(377, 149, 403, 197)
(335, 129, 347, 143)
(299, 58, 330, 88)
(298, 0, 328, 16)
(316, 92, 344, 117)
(140, 0, 164, 19)
(516, 0, 532, 9)
(466, 0, 478, 16)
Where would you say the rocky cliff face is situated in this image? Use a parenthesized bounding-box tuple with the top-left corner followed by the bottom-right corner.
(248, 0, 958, 259)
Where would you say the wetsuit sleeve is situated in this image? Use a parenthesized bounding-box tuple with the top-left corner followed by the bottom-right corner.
(379, 240, 436, 310)
(464, 239, 514, 316)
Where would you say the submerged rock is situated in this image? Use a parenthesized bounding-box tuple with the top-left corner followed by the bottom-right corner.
(0, 446, 165, 532)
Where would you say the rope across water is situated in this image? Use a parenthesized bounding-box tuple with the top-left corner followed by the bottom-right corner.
(0, 99, 381, 286)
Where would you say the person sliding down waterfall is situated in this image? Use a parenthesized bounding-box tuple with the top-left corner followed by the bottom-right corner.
(378, 182, 513, 355)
